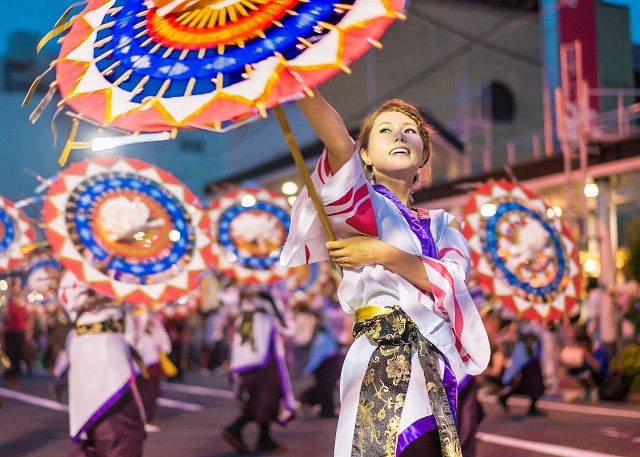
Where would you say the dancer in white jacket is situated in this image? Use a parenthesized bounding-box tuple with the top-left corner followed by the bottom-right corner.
(134, 310, 172, 430)
(281, 89, 490, 457)
(58, 270, 145, 457)
(222, 284, 295, 453)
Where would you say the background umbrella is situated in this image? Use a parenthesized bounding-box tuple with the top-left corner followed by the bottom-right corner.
(0, 196, 36, 273)
(287, 260, 332, 296)
(23, 250, 63, 317)
(42, 156, 214, 305)
(461, 179, 582, 322)
(208, 186, 290, 284)
(28, 0, 406, 240)
(155, 292, 197, 319)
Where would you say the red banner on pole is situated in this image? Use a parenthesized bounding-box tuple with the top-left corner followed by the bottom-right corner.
(558, 0, 600, 112)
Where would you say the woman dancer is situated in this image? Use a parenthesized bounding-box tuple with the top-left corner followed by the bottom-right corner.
(280, 89, 490, 456)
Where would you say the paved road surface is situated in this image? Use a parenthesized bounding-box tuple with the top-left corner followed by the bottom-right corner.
(1, 370, 639, 457)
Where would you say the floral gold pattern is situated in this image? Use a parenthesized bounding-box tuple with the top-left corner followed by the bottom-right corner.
(239, 310, 258, 351)
(75, 318, 125, 334)
(351, 306, 461, 457)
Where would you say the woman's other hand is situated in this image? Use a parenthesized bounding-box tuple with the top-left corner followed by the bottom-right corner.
(327, 237, 433, 292)
(326, 237, 384, 269)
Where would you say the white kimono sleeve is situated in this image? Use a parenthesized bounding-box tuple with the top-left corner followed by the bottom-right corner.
(281, 148, 379, 267)
(416, 210, 490, 375)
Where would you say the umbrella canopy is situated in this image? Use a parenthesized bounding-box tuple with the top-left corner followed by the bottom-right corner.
(23, 251, 62, 317)
(155, 292, 197, 318)
(208, 186, 290, 284)
(49, 0, 405, 132)
(287, 260, 332, 296)
(42, 156, 214, 305)
(461, 179, 582, 322)
(0, 196, 36, 273)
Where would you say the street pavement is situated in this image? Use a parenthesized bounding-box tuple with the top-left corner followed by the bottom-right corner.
(1, 369, 639, 457)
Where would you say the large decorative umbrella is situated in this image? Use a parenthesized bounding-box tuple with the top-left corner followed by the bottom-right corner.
(208, 186, 290, 284)
(0, 196, 36, 273)
(33, 0, 404, 133)
(42, 156, 214, 305)
(28, 0, 406, 240)
(461, 179, 582, 322)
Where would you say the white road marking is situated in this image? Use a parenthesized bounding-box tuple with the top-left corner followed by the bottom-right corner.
(0, 387, 68, 412)
(0, 387, 204, 413)
(476, 432, 627, 457)
(478, 393, 640, 419)
(161, 382, 236, 399)
(599, 427, 632, 438)
(156, 397, 204, 411)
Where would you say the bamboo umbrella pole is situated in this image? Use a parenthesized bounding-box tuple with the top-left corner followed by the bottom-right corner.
(272, 104, 336, 242)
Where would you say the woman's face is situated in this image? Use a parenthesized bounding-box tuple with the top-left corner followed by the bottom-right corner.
(360, 111, 425, 181)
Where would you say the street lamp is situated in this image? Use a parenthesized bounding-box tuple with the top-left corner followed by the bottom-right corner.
(584, 182, 599, 198)
(281, 181, 299, 195)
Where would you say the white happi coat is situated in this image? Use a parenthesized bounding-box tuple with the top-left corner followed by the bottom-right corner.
(59, 272, 137, 441)
(280, 150, 490, 456)
(228, 290, 296, 414)
(135, 312, 172, 369)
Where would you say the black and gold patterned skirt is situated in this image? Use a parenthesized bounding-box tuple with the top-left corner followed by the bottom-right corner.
(350, 305, 461, 457)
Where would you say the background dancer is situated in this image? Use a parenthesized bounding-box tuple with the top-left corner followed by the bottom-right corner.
(222, 284, 295, 453)
(298, 277, 348, 418)
(58, 270, 146, 457)
(2, 276, 31, 390)
(134, 309, 172, 432)
(497, 321, 546, 416)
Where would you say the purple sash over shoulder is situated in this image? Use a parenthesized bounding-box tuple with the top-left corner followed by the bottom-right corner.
(371, 185, 461, 456)
(373, 184, 437, 259)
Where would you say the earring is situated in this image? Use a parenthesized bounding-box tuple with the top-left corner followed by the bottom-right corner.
(414, 165, 431, 184)
(363, 162, 375, 183)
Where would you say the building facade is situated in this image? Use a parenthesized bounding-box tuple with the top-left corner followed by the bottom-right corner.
(0, 0, 638, 285)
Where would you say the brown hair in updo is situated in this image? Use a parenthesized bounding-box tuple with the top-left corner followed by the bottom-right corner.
(358, 99, 432, 166)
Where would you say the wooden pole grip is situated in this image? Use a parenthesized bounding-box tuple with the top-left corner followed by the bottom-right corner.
(273, 104, 336, 241)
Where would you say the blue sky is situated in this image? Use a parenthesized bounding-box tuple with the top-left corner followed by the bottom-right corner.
(0, 0, 638, 53)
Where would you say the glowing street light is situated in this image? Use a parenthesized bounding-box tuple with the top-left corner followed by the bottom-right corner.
(584, 182, 599, 198)
(281, 181, 299, 195)
(480, 203, 497, 218)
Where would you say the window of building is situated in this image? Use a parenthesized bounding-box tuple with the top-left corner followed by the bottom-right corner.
(484, 81, 515, 122)
(179, 138, 206, 153)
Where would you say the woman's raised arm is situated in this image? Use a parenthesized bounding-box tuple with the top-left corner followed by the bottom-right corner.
(296, 88, 355, 174)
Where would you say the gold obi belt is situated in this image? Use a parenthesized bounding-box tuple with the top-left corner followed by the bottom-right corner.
(75, 318, 124, 335)
(239, 308, 267, 350)
(350, 305, 461, 457)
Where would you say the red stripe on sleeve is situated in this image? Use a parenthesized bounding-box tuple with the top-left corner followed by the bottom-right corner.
(438, 246, 465, 261)
(423, 258, 465, 337)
